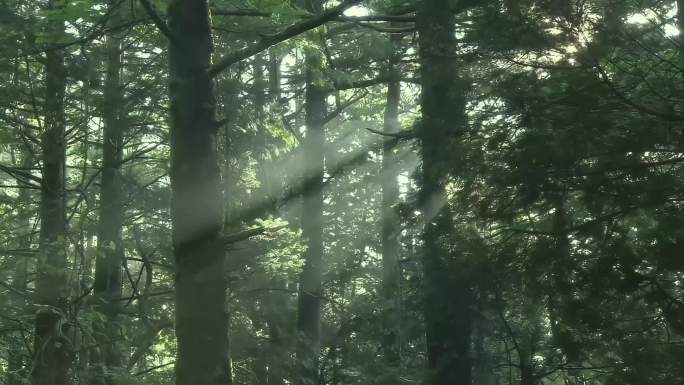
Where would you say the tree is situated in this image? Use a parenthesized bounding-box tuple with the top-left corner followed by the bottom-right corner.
(31, 0, 73, 383)
(91, 0, 126, 379)
(417, 0, 472, 384)
(380, 33, 402, 370)
(165, 1, 229, 384)
(295, 2, 327, 384)
(1, 1, 682, 385)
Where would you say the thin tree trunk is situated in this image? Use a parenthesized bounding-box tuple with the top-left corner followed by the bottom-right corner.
(250, 54, 288, 385)
(91, 0, 125, 378)
(473, 319, 494, 385)
(8, 152, 33, 385)
(220, 66, 244, 385)
(519, 352, 534, 385)
(417, 0, 472, 384)
(679, 0, 684, 57)
(32, 0, 72, 383)
(296, 0, 327, 381)
(266, 317, 286, 385)
(381, 34, 402, 370)
(167, 1, 229, 385)
(252, 54, 278, 217)
(269, 49, 281, 102)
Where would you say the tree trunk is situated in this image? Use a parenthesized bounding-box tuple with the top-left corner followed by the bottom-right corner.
(8, 152, 33, 385)
(519, 352, 535, 385)
(417, 0, 472, 384)
(220, 67, 243, 385)
(91, 0, 125, 377)
(381, 34, 402, 370)
(296, 1, 327, 381)
(31, 0, 72, 383)
(167, 1, 229, 385)
(269, 49, 281, 102)
(678, 0, 684, 92)
(266, 317, 286, 385)
(472, 320, 494, 385)
(679, 0, 684, 55)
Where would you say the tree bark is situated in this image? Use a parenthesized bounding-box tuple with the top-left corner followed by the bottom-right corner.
(296, 1, 327, 382)
(417, 0, 472, 384)
(31, 1, 72, 383)
(167, 1, 229, 385)
(91, 0, 125, 377)
(381, 34, 402, 369)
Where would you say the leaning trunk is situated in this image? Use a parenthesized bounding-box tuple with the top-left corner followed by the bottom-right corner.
(417, 0, 472, 384)
(167, 1, 229, 385)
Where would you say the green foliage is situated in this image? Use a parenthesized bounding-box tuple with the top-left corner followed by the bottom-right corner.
(0, 0, 683, 384)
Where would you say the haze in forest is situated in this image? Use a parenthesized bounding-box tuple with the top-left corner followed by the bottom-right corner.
(0, 1, 682, 385)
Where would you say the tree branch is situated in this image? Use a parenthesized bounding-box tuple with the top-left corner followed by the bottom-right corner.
(594, 61, 684, 122)
(207, 0, 363, 78)
(365, 127, 416, 140)
(331, 72, 401, 91)
(221, 225, 288, 245)
(322, 91, 367, 124)
(211, 9, 272, 17)
(336, 15, 415, 22)
(138, 0, 176, 42)
(0, 163, 42, 186)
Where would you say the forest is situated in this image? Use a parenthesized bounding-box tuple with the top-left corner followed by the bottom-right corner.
(0, 0, 683, 384)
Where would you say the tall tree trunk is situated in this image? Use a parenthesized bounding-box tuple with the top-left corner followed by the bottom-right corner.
(678, 0, 684, 101)
(8, 152, 33, 385)
(220, 66, 244, 385)
(32, 0, 72, 383)
(679, 0, 684, 57)
(269, 49, 281, 102)
(91, 0, 125, 378)
(167, 1, 229, 385)
(417, 0, 472, 384)
(249, 54, 288, 385)
(472, 319, 493, 385)
(381, 34, 402, 370)
(519, 352, 534, 385)
(252, 54, 277, 216)
(296, 1, 327, 381)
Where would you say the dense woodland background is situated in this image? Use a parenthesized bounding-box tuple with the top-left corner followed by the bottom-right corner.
(0, 0, 683, 384)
